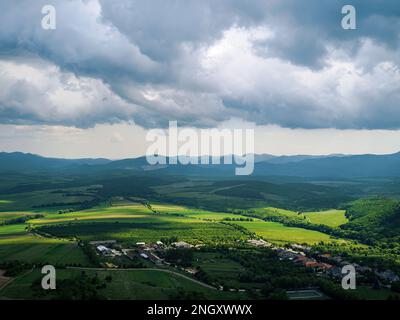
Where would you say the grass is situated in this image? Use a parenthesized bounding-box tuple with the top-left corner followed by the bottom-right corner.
(302, 210, 348, 227)
(35, 217, 249, 245)
(150, 203, 251, 221)
(29, 203, 153, 225)
(354, 285, 400, 300)
(0, 224, 28, 236)
(0, 234, 90, 265)
(0, 190, 93, 211)
(0, 211, 38, 223)
(192, 252, 248, 288)
(250, 207, 299, 219)
(231, 220, 336, 245)
(0, 268, 245, 300)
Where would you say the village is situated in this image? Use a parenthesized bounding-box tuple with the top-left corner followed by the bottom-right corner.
(89, 237, 400, 292)
(249, 239, 400, 287)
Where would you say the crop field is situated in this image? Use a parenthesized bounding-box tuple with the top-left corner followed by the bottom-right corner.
(302, 210, 348, 227)
(192, 252, 247, 288)
(0, 234, 90, 265)
(0, 224, 27, 236)
(250, 207, 300, 219)
(151, 203, 250, 221)
(231, 220, 335, 245)
(0, 190, 94, 211)
(0, 268, 243, 300)
(35, 218, 249, 245)
(29, 204, 153, 225)
(0, 212, 35, 223)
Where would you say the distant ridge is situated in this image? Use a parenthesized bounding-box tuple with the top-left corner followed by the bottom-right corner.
(1, 151, 400, 178)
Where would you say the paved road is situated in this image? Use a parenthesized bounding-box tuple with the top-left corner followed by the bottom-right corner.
(66, 266, 216, 290)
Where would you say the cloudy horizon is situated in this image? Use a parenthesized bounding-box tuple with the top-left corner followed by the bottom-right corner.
(1, 0, 400, 158)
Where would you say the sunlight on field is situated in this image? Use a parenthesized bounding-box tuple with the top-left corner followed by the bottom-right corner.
(29, 204, 153, 225)
(303, 210, 348, 227)
(0, 234, 90, 265)
(151, 203, 250, 221)
(232, 220, 335, 245)
(0, 211, 36, 223)
(0, 224, 27, 235)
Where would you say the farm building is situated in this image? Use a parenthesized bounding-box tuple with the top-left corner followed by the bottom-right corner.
(172, 241, 193, 249)
(96, 245, 110, 254)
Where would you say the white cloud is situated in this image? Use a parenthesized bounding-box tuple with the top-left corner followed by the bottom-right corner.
(0, 59, 141, 127)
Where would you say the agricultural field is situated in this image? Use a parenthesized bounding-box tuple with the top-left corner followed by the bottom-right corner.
(0, 268, 244, 300)
(302, 210, 348, 227)
(29, 203, 153, 225)
(0, 234, 90, 265)
(151, 203, 250, 221)
(0, 190, 94, 212)
(35, 218, 249, 245)
(192, 252, 248, 288)
(231, 220, 336, 245)
(0, 212, 37, 223)
(249, 207, 300, 219)
(0, 224, 27, 236)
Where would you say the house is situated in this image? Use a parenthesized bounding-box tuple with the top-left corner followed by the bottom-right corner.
(319, 253, 332, 260)
(293, 255, 311, 265)
(247, 239, 272, 248)
(96, 245, 110, 254)
(110, 249, 122, 256)
(172, 241, 193, 249)
(327, 267, 343, 279)
(305, 261, 319, 268)
(375, 270, 400, 283)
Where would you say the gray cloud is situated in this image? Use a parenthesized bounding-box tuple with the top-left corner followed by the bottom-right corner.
(0, 0, 399, 129)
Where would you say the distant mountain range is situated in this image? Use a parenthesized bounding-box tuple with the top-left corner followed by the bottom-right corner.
(1, 151, 400, 178)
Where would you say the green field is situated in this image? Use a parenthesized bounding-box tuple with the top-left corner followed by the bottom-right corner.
(353, 285, 400, 300)
(29, 203, 153, 225)
(151, 203, 250, 221)
(0, 211, 38, 223)
(0, 268, 243, 300)
(35, 218, 249, 245)
(232, 220, 336, 245)
(303, 210, 348, 227)
(0, 234, 90, 265)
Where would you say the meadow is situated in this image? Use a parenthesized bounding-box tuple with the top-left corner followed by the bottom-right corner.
(0, 268, 243, 300)
(231, 220, 336, 245)
(302, 209, 348, 227)
(0, 202, 345, 266)
(0, 234, 90, 265)
(35, 218, 249, 245)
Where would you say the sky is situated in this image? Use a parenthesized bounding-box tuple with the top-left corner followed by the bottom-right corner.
(0, 0, 400, 158)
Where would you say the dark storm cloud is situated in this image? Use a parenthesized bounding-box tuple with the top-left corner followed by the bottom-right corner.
(0, 0, 399, 129)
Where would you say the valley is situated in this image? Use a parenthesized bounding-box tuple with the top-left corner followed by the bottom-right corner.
(1, 152, 400, 300)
